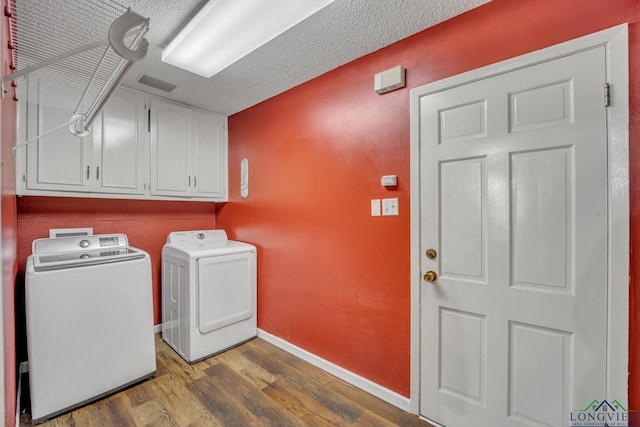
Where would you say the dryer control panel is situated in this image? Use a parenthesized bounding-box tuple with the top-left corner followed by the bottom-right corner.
(166, 230, 228, 247)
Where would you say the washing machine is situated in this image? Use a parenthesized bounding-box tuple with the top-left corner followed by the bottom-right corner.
(25, 233, 156, 424)
(162, 230, 257, 363)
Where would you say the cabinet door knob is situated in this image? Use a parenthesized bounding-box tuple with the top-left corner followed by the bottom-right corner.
(86, 166, 90, 180)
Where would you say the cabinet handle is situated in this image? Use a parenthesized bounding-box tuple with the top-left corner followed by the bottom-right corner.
(188, 176, 191, 187)
(96, 167, 100, 180)
(194, 176, 197, 187)
(86, 166, 90, 180)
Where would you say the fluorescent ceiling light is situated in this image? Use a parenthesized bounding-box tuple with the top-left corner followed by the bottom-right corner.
(162, 0, 335, 78)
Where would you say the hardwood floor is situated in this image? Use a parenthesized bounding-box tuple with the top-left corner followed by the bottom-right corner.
(21, 334, 430, 426)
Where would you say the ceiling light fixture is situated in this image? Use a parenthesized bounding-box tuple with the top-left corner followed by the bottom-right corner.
(162, 0, 335, 78)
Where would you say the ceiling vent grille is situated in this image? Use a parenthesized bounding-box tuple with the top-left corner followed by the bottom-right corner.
(137, 74, 177, 92)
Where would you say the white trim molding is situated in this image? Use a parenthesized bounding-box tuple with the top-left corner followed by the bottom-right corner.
(409, 23, 629, 414)
(257, 329, 412, 412)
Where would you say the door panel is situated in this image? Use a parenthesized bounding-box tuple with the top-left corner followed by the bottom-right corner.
(27, 104, 91, 190)
(511, 148, 573, 292)
(96, 91, 146, 194)
(440, 158, 486, 281)
(508, 322, 571, 427)
(150, 99, 191, 196)
(420, 46, 607, 427)
(192, 110, 227, 198)
(509, 80, 573, 131)
(197, 253, 254, 334)
(439, 308, 486, 404)
(440, 100, 487, 142)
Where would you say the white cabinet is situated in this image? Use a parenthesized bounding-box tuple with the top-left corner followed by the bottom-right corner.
(150, 99, 227, 199)
(191, 110, 227, 198)
(23, 89, 146, 195)
(18, 89, 228, 201)
(150, 99, 191, 196)
(25, 103, 93, 192)
(92, 90, 147, 195)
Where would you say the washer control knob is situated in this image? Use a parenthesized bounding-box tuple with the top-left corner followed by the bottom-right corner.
(197, 233, 205, 240)
(80, 254, 90, 259)
(79, 239, 90, 248)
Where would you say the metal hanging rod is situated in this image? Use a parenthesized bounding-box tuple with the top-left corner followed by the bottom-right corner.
(4, 0, 150, 150)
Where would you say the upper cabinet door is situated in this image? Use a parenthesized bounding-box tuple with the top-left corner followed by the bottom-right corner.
(192, 110, 227, 199)
(26, 103, 92, 192)
(93, 90, 147, 194)
(150, 99, 192, 196)
(18, 89, 228, 201)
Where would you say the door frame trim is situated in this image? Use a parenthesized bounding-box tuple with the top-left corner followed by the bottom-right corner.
(409, 24, 629, 414)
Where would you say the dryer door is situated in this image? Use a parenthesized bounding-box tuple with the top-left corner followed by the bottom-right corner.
(197, 252, 255, 334)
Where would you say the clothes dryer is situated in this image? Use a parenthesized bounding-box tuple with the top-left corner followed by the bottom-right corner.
(162, 230, 257, 363)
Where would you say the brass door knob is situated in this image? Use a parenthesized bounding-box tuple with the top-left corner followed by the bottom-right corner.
(426, 249, 437, 259)
(423, 271, 438, 282)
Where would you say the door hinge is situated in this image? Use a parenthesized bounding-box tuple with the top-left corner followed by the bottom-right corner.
(604, 83, 611, 107)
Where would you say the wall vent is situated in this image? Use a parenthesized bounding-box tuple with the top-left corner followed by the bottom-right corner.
(137, 74, 177, 92)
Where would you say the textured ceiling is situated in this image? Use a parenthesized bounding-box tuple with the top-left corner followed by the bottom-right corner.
(117, 0, 489, 116)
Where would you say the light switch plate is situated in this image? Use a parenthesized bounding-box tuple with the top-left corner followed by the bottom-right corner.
(382, 198, 399, 216)
(371, 199, 381, 216)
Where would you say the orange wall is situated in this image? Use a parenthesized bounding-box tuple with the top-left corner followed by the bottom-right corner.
(217, 0, 640, 399)
(2, 4, 18, 425)
(16, 197, 216, 326)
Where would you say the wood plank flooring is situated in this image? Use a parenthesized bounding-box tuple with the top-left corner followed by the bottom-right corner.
(21, 334, 431, 426)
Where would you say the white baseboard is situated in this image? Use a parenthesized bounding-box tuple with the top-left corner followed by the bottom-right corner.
(154, 324, 162, 334)
(422, 416, 444, 427)
(257, 329, 412, 413)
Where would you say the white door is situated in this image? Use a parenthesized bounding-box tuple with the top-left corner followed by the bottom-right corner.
(192, 110, 227, 198)
(197, 253, 254, 333)
(150, 98, 192, 196)
(26, 103, 92, 191)
(420, 47, 608, 426)
(93, 90, 147, 194)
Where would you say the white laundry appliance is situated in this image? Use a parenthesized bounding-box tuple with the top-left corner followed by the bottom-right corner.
(25, 233, 156, 424)
(162, 230, 257, 363)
